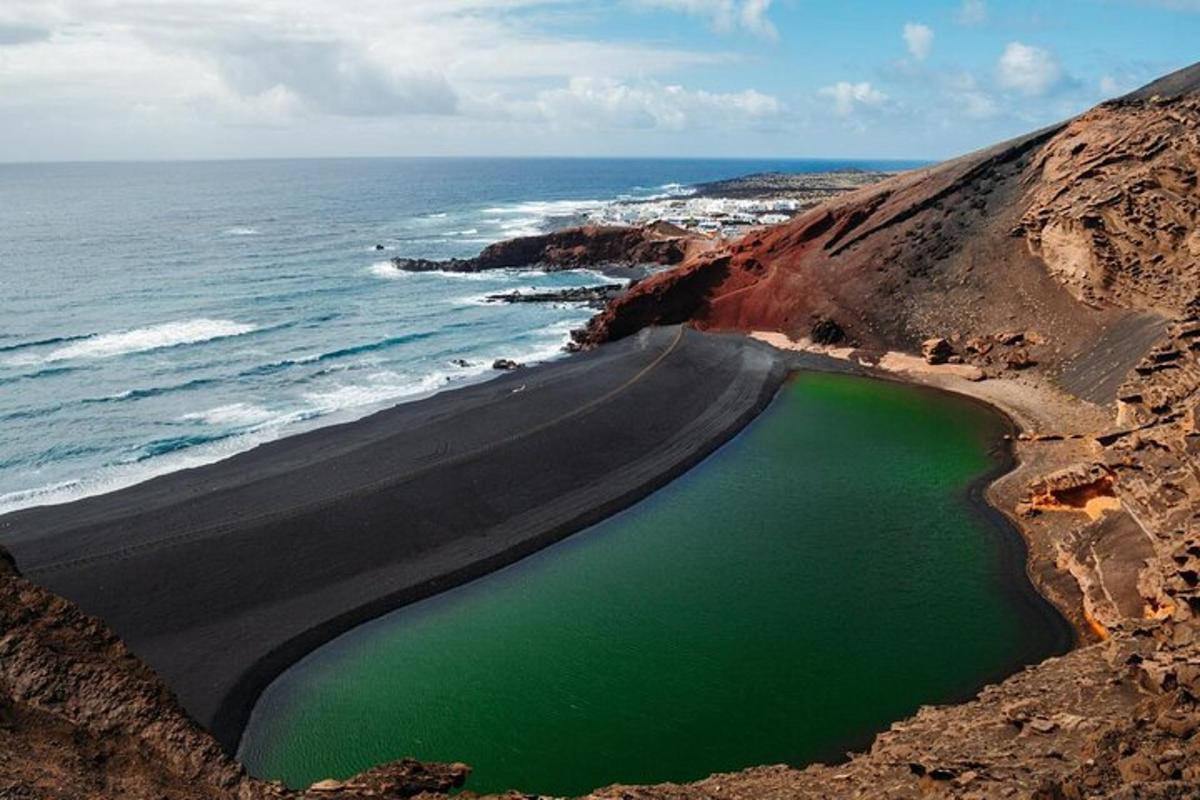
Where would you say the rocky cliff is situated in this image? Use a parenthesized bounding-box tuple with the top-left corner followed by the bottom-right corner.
(0, 547, 468, 800)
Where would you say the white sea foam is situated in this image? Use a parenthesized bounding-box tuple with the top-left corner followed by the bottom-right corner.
(0, 420, 301, 515)
(482, 198, 607, 217)
(390, 267, 554, 283)
(0, 479, 84, 512)
(368, 261, 404, 280)
(503, 338, 577, 366)
(537, 319, 583, 336)
(6, 319, 258, 366)
(368, 261, 521, 282)
(574, 268, 631, 285)
(0, 327, 583, 515)
(181, 402, 275, 427)
(223, 226, 260, 236)
(645, 182, 697, 200)
(477, 198, 611, 238)
(301, 371, 453, 415)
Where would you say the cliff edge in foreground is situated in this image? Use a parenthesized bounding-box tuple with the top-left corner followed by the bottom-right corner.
(0, 546, 468, 799)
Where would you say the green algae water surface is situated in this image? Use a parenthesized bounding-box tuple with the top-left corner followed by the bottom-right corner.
(239, 373, 1069, 795)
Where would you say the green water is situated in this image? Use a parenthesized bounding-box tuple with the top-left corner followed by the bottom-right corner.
(239, 373, 1067, 796)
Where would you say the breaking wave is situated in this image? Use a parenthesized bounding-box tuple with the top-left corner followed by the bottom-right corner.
(5, 319, 258, 366)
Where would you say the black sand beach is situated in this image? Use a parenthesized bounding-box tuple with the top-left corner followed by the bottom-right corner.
(0, 326, 786, 752)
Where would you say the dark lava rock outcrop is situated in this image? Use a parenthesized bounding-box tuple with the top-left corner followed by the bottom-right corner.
(391, 224, 705, 274)
(689, 169, 894, 201)
(485, 284, 625, 308)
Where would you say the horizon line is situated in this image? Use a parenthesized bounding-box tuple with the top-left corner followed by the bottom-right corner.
(0, 153, 936, 168)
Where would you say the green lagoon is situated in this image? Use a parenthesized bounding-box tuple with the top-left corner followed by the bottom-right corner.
(239, 373, 1069, 796)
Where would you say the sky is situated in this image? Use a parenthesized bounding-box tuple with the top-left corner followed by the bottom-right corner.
(0, 0, 1195, 163)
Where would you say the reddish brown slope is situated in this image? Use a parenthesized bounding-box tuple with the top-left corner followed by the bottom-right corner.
(582, 64, 1200, 380)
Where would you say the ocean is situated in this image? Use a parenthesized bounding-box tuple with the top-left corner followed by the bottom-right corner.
(0, 157, 915, 513)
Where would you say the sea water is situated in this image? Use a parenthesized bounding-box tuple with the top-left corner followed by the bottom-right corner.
(0, 157, 917, 513)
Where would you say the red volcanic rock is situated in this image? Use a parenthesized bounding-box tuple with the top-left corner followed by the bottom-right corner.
(578, 64, 1200, 367)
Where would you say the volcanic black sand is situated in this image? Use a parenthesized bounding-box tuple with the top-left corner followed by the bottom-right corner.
(0, 326, 787, 752)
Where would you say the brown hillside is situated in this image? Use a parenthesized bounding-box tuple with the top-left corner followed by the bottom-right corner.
(581, 64, 1200, 384)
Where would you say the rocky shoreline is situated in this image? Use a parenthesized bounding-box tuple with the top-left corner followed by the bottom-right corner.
(389, 223, 712, 275)
(484, 284, 625, 309)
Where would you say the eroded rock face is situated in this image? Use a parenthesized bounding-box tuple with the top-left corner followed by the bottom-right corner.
(1025, 463, 1118, 514)
(0, 547, 469, 800)
(1020, 96, 1200, 315)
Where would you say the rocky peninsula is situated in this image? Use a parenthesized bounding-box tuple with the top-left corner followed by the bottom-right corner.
(389, 222, 713, 275)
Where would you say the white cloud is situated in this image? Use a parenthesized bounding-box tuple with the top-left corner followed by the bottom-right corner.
(0, 0, 765, 148)
(996, 42, 1065, 96)
(956, 0, 988, 25)
(902, 23, 934, 61)
(632, 0, 778, 39)
(531, 77, 780, 131)
(946, 74, 1000, 119)
(214, 39, 458, 117)
(819, 81, 888, 117)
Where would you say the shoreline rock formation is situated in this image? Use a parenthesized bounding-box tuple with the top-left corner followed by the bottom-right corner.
(484, 283, 626, 309)
(390, 223, 710, 274)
